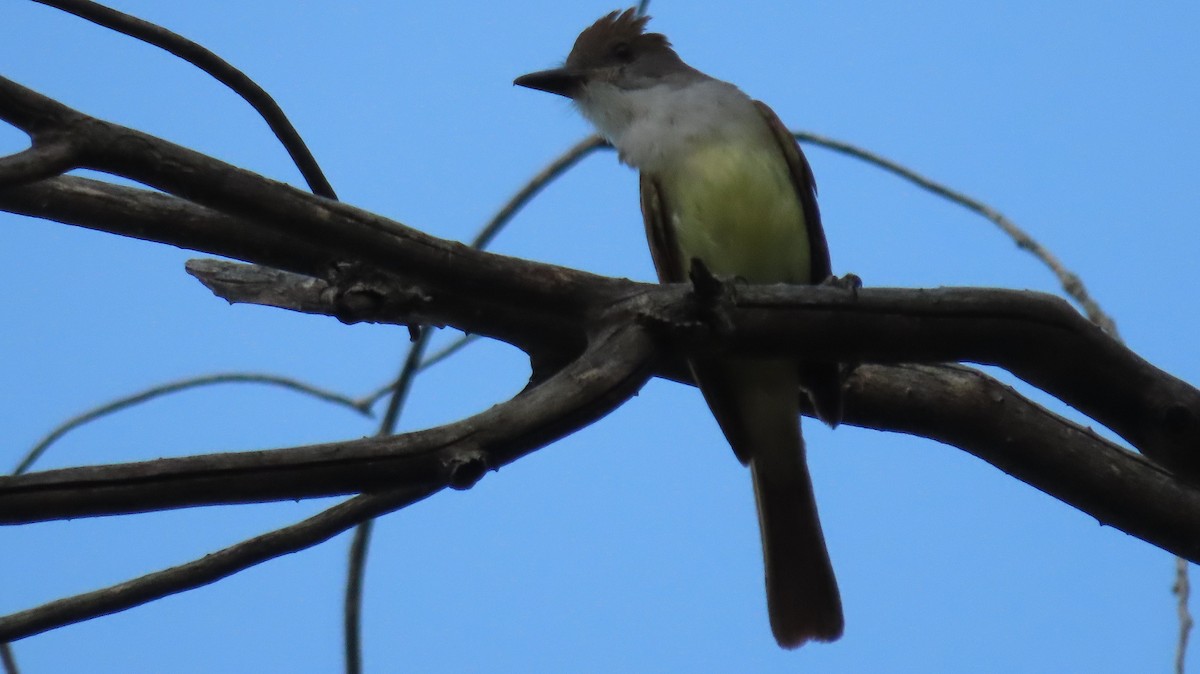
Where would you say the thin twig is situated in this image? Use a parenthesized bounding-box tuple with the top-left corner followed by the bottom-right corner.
(470, 135, 608, 250)
(358, 334, 480, 411)
(0, 643, 17, 674)
(1178, 556, 1194, 674)
(13, 373, 371, 475)
(0, 487, 434, 643)
(794, 130, 1119, 336)
(344, 519, 373, 674)
(419, 333, 480, 374)
(31, 0, 336, 199)
(378, 336, 434, 437)
(344, 337, 431, 674)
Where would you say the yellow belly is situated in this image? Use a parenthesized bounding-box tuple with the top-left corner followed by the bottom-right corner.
(663, 142, 810, 284)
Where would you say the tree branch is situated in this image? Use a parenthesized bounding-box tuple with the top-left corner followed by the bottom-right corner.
(3, 357, 1198, 563)
(0, 75, 624, 320)
(0, 324, 658, 520)
(183, 259, 1200, 476)
(0, 175, 333, 276)
(846, 364, 1200, 562)
(0, 138, 76, 189)
(0, 486, 432, 643)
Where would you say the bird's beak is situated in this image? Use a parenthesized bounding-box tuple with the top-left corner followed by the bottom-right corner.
(514, 67, 583, 98)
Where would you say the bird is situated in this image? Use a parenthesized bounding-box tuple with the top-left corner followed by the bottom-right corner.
(514, 9, 844, 648)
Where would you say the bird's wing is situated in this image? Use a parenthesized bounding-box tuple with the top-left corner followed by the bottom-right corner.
(754, 100, 843, 426)
(639, 173, 686, 283)
(753, 100, 831, 284)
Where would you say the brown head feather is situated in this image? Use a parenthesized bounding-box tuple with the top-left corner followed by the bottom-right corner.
(565, 9, 672, 71)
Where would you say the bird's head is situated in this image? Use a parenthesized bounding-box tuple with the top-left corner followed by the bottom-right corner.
(514, 9, 687, 98)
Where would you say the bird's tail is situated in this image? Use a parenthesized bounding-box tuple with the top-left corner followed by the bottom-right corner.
(750, 424, 843, 648)
(698, 359, 843, 648)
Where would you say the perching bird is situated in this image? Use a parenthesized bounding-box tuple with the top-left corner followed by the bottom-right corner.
(515, 9, 843, 648)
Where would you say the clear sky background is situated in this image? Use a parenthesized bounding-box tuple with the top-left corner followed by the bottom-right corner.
(2, 1, 1198, 672)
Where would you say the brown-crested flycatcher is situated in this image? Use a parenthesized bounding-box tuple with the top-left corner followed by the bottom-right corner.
(514, 9, 844, 648)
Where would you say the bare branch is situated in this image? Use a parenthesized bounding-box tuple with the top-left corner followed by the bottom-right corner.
(0, 77, 621, 357)
(0, 323, 656, 641)
(182, 259, 1200, 475)
(0, 175, 333, 275)
(0, 486, 432, 643)
(2, 355, 1198, 565)
(0, 324, 658, 521)
(846, 363, 1200, 557)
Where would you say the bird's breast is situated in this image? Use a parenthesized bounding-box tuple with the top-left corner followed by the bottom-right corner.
(660, 142, 811, 283)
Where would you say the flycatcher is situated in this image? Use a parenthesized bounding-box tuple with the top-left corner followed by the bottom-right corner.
(515, 9, 843, 648)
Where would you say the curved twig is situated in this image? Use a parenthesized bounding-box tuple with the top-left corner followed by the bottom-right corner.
(13, 373, 372, 475)
(30, 0, 337, 199)
(794, 130, 1118, 336)
(472, 135, 608, 250)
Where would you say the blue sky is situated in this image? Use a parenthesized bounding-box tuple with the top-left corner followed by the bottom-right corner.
(2, 1, 1198, 672)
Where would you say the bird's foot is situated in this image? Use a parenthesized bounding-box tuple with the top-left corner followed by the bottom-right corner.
(821, 272, 863, 299)
(687, 258, 738, 340)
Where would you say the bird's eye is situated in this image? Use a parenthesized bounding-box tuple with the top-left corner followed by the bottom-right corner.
(612, 41, 633, 62)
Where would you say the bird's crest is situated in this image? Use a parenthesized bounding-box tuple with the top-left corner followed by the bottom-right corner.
(566, 9, 671, 70)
